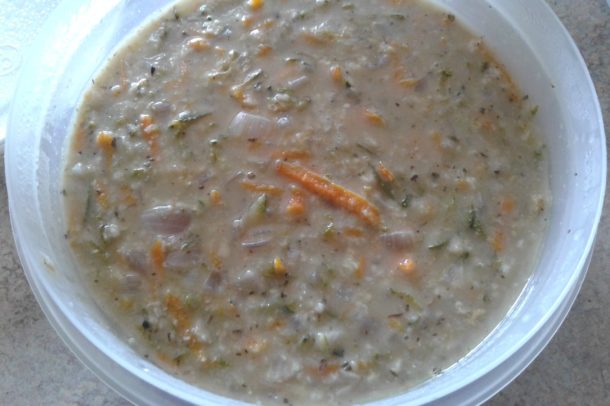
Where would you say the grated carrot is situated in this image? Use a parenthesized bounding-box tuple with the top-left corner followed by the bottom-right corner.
(306, 362, 340, 378)
(344, 227, 364, 237)
(271, 150, 310, 161)
(491, 229, 504, 253)
(96, 131, 114, 154)
(248, 0, 264, 11)
(330, 65, 343, 83)
(376, 161, 395, 182)
(256, 44, 272, 57)
(275, 160, 381, 227)
(119, 185, 138, 207)
(139, 114, 160, 159)
(354, 256, 366, 280)
(500, 197, 515, 215)
(273, 256, 287, 275)
(165, 294, 190, 333)
(240, 180, 283, 196)
(96, 131, 115, 167)
(456, 179, 470, 192)
(286, 188, 306, 216)
(94, 180, 109, 209)
(398, 257, 416, 275)
(399, 78, 418, 88)
(301, 31, 334, 45)
(186, 37, 209, 51)
(151, 240, 165, 286)
(210, 189, 222, 205)
(364, 109, 385, 127)
(241, 15, 255, 28)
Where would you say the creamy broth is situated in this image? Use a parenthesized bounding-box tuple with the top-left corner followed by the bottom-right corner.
(63, 0, 550, 404)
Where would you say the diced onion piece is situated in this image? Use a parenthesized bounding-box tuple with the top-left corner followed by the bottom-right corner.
(121, 250, 149, 274)
(228, 111, 273, 139)
(380, 230, 416, 250)
(141, 205, 192, 235)
(241, 237, 272, 249)
(241, 226, 274, 248)
(165, 249, 202, 268)
(120, 272, 142, 292)
(287, 75, 309, 90)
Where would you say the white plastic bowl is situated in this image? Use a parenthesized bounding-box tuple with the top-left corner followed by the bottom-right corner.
(5, 1, 606, 404)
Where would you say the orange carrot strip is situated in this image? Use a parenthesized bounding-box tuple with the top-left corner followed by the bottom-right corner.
(151, 240, 165, 287)
(275, 161, 380, 227)
(240, 180, 283, 196)
(164, 295, 207, 354)
(139, 114, 160, 159)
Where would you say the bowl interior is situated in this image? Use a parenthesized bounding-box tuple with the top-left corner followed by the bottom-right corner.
(5, 0, 605, 405)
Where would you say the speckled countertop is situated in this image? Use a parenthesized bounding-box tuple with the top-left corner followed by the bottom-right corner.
(1, 0, 608, 405)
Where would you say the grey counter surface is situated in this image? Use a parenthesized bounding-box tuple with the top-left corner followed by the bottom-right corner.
(1, 0, 608, 404)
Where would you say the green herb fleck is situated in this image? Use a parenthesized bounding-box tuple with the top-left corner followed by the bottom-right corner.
(83, 187, 93, 224)
(389, 288, 421, 311)
(169, 111, 211, 137)
(427, 240, 448, 250)
(131, 168, 147, 178)
(371, 163, 394, 198)
(440, 69, 453, 81)
(467, 207, 484, 236)
(323, 222, 335, 240)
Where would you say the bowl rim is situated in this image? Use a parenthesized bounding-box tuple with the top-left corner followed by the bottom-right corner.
(5, 0, 607, 404)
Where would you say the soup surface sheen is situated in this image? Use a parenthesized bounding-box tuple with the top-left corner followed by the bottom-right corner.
(63, 0, 550, 404)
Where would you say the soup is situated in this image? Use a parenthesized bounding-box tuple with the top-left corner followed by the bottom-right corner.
(62, 0, 550, 404)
